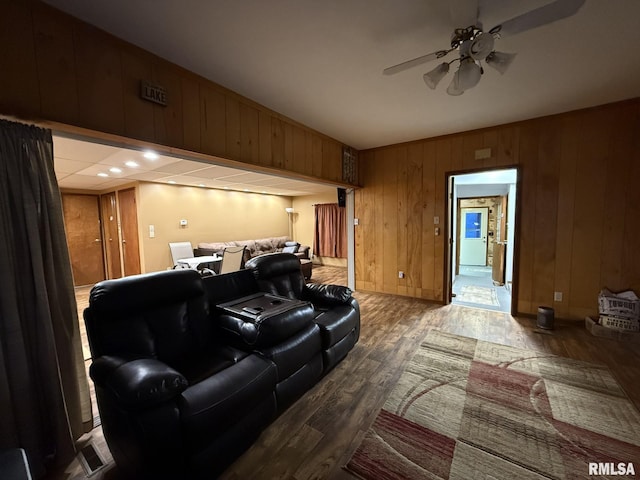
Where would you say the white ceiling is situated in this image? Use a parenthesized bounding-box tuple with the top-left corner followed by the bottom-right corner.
(42, 0, 640, 151)
(454, 169, 516, 197)
(53, 135, 336, 196)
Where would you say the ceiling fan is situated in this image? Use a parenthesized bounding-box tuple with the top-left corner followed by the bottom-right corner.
(383, 0, 586, 95)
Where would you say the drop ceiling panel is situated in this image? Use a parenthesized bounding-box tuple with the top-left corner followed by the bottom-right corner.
(151, 159, 213, 175)
(127, 171, 172, 182)
(241, 177, 290, 186)
(57, 175, 124, 189)
(197, 165, 253, 178)
(54, 136, 117, 162)
(99, 150, 181, 170)
(54, 157, 95, 174)
(53, 135, 338, 196)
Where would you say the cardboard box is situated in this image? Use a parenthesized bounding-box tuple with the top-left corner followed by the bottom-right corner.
(599, 315, 640, 332)
(598, 289, 640, 320)
(585, 317, 640, 343)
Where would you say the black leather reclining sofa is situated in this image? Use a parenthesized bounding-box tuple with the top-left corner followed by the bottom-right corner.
(83, 253, 359, 479)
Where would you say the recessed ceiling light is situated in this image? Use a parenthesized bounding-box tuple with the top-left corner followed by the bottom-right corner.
(244, 189, 249, 192)
(198, 184, 205, 187)
(167, 180, 176, 184)
(109, 167, 122, 173)
(97, 172, 108, 177)
(125, 161, 139, 168)
(143, 150, 158, 160)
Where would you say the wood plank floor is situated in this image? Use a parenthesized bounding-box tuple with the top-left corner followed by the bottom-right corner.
(54, 266, 640, 480)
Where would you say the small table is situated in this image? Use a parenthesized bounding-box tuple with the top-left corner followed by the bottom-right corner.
(217, 292, 306, 321)
(178, 255, 222, 271)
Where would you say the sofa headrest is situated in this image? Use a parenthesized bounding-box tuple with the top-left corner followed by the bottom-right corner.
(89, 269, 204, 314)
(201, 269, 258, 304)
(245, 252, 301, 278)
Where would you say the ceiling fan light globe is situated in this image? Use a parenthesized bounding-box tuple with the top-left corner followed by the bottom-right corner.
(446, 71, 464, 96)
(486, 51, 517, 75)
(423, 62, 450, 89)
(469, 32, 495, 61)
(457, 59, 482, 90)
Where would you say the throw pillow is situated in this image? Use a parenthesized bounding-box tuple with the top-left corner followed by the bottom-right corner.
(282, 245, 299, 253)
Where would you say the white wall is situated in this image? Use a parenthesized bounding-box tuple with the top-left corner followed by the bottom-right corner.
(137, 182, 291, 272)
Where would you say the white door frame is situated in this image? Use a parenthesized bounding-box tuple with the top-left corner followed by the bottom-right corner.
(346, 188, 355, 290)
(444, 167, 520, 315)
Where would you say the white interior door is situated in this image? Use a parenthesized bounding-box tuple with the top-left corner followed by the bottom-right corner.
(459, 207, 488, 265)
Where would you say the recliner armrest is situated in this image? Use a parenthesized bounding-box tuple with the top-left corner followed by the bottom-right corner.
(302, 283, 353, 306)
(295, 245, 310, 259)
(90, 356, 188, 410)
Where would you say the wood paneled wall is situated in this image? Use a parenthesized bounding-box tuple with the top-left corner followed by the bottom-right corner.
(0, 1, 352, 185)
(355, 99, 640, 319)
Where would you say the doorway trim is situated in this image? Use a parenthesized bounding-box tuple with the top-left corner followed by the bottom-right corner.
(444, 165, 522, 316)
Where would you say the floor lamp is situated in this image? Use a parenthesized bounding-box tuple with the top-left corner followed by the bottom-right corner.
(285, 207, 294, 239)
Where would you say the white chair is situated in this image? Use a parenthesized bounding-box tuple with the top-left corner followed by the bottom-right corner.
(169, 242, 194, 268)
(219, 246, 246, 274)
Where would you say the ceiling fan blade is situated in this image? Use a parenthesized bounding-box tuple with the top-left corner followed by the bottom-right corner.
(449, 0, 479, 28)
(491, 0, 585, 38)
(383, 50, 445, 76)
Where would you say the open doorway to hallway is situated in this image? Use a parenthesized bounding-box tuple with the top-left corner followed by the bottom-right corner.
(448, 168, 518, 314)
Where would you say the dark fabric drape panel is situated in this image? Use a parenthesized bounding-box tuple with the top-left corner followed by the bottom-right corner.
(313, 203, 347, 258)
(0, 120, 92, 477)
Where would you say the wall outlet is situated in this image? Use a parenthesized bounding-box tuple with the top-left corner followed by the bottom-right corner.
(398, 271, 404, 279)
(554, 291, 563, 302)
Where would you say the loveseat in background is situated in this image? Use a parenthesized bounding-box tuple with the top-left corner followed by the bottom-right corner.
(195, 236, 312, 278)
(194, 236, 310, 263)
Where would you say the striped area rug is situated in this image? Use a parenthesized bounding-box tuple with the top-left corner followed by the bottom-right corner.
(345, 330, 640, 479)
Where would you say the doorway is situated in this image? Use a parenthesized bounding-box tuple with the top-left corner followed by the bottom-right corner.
(447, 168, 518, 314)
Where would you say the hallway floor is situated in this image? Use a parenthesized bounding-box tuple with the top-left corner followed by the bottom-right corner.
(452, 265, 511, 313)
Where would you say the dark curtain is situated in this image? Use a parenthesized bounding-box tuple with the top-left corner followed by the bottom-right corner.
(0, 120, 92, 476)
(313, 203, 347, 258)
